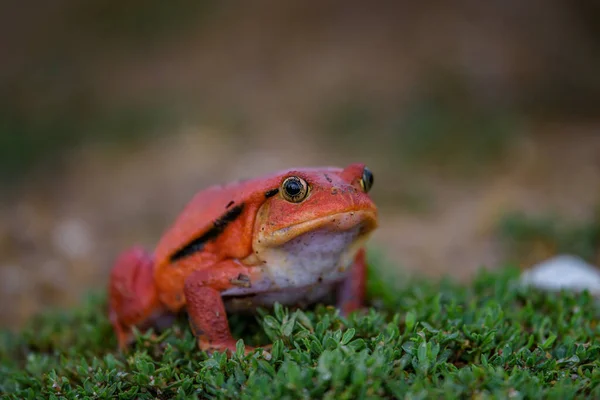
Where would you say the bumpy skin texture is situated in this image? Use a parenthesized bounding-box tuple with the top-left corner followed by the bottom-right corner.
(108, 163, 378, 355)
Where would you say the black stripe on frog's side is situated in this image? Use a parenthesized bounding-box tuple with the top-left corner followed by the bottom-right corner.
(264, 188, 279, 198)
(169, 203, 245, 262)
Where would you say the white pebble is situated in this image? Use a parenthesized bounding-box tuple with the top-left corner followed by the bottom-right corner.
(520, 254, 600, 295)
(52, 218, 93, 258)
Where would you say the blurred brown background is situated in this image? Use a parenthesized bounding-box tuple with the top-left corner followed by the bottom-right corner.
(1, 0, 600, 329)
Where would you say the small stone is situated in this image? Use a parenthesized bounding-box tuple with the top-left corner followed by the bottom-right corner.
(520, 255, 600, 295)
(52, 218, 92, 258)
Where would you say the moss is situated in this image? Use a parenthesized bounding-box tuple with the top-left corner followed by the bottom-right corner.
(1, 255, 599, 399)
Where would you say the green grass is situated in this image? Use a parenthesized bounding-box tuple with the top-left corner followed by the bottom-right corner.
(1, 257, 599, 399)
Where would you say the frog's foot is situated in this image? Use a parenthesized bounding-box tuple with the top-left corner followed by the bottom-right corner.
(337, 247, 368, 316)
(108, 246, 163, 350)
(183, 261, 270, 357)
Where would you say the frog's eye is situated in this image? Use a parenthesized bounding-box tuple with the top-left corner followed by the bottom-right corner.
(281, 176, 309, 203)
(360, 167, 374, 193)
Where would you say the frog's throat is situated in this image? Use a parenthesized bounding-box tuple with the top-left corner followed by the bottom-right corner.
(256, 209, 378, 248)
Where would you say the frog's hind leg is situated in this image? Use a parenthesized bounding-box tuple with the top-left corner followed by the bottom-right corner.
(108, 247, 165, 350)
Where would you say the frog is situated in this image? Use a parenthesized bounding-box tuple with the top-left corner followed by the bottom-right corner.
(108, 162, 378, 355)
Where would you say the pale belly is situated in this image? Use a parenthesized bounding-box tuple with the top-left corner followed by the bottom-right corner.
(220, 227, 361, 311)
(223, 280, 343, 312)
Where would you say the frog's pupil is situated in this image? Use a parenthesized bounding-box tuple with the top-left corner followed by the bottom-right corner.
(286, 180, 301, 196)
(363, 167, 374, 191)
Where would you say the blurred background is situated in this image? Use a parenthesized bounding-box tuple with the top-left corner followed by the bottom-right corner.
(1, 0, 600, 329)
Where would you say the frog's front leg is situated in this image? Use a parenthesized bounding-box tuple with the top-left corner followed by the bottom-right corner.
(183, 261, 266, 355)
(336, 247, 368, 316)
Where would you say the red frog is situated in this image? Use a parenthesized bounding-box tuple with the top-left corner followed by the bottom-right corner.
(108, 163, 378, 355)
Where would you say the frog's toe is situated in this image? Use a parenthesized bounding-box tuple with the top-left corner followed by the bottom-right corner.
(198, 338, 238, 354)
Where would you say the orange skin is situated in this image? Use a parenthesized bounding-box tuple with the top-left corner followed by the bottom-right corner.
(108, 163, 378, 355)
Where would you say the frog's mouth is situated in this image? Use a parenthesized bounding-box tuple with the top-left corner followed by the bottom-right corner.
(262, 210, 378, 248)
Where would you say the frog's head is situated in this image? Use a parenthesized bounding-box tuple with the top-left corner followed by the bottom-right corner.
(251, 163, 378, 278)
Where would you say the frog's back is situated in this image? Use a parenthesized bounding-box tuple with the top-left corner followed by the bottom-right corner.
(153, 180, 263, 266)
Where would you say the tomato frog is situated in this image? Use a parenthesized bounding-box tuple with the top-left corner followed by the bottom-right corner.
(108, 163, 378, 355)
